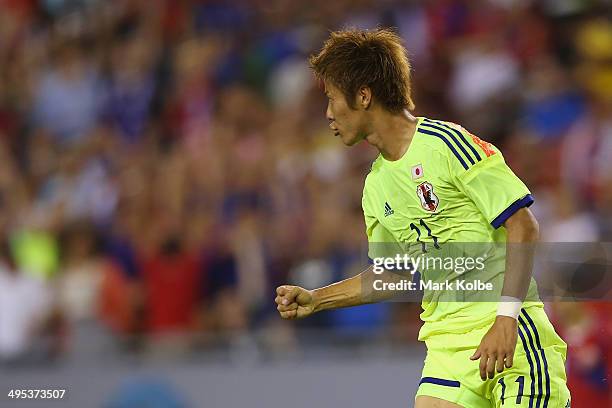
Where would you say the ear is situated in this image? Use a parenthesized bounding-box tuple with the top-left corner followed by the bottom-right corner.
(357, 86, 372, 110)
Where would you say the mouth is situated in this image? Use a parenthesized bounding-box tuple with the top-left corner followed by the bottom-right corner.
(329, 122, 340, 137)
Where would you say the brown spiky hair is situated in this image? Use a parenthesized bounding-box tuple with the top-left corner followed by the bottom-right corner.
(309, 28, 415, 113)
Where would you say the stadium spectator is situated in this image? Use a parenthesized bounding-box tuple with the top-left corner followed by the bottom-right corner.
(0, 6, 609, 403)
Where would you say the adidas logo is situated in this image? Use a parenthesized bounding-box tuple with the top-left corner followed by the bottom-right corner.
(384, 202, 394, 217)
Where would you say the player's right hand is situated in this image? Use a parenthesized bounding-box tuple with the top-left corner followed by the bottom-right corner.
(275, 285, 316, 319)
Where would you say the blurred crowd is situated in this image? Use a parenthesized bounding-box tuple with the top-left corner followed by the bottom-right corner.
(0, 0, 611, 405)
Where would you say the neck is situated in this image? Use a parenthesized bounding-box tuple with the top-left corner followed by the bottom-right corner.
(365, 109, 418, 161)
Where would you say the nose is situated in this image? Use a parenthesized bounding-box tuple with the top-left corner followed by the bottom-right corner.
(326, 102, 333, 122)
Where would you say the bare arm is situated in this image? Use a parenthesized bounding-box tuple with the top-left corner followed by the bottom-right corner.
(313, 265, 402, 312)
(471, 206, 539, 380)
(500, 207, 539, 300)
(275, 266, 404, 319)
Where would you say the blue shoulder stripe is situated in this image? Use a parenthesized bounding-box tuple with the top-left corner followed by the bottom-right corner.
(424, 118, 482, 162)
(417, 128, 469, 170)
(420, 121, 476, 166)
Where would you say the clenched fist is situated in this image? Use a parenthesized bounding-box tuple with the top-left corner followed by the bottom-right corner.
(275, 285, 316, 319)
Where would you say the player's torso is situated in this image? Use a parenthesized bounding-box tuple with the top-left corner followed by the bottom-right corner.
(364, 120, 496, 247)
(363, 117, 542, 339)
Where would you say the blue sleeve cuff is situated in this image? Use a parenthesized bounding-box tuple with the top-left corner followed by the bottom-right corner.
(490, 194, 534, 229)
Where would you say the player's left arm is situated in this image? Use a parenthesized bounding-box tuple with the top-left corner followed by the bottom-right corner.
(443, 127, 538, 381)
(470, 207, 539, 380)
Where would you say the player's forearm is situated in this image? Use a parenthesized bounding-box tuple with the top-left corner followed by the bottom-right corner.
(501, 208, 539, 301)
(312, 265, 399, 313)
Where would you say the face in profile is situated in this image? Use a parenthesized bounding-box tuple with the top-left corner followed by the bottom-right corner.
(324, 80, 367, 146)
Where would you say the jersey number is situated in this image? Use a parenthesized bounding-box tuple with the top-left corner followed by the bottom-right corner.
(409, 219, 440, 253)
(498, 376, 525, 405)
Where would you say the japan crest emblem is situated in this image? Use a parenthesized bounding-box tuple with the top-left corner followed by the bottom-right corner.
(416, 181, 439, 212)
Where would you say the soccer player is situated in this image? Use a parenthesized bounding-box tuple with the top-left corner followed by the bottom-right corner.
(274, 29, 570, 408)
